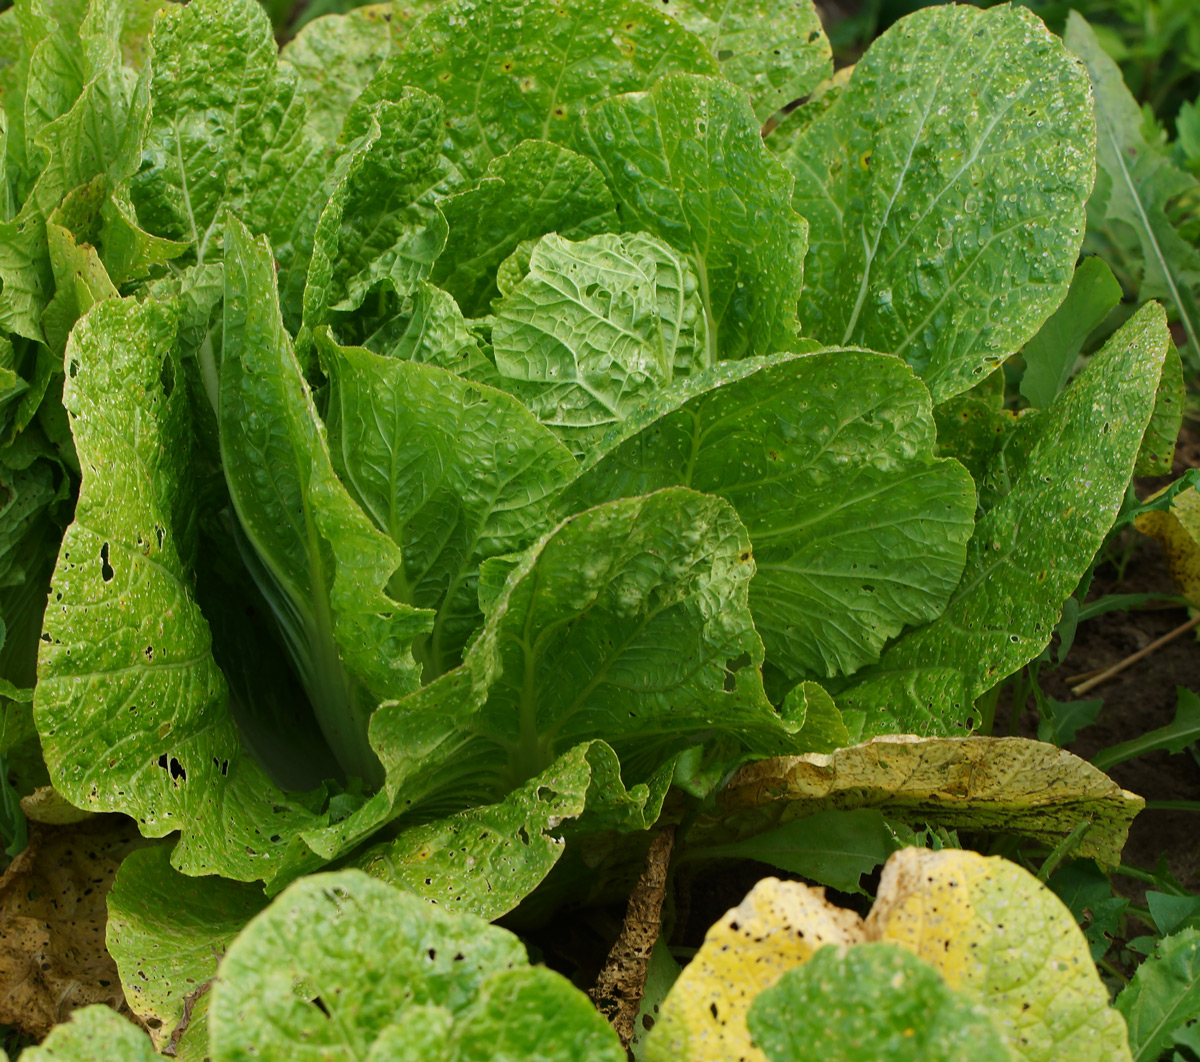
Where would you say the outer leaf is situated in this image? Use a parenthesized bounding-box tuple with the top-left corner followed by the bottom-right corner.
(106, 845, 268, 1056)
(869, 848, 1132, 1062)
(321, 333, 578, 678)
(352, 0, 718, 181)
(649, 0, 831, 122)
(1065, 12, 1200, 363)
(837, 302, 1172, 733)
(222, 217, 433, 786)
(489, 231, 707, 457)
(34, 297, 318, 881)
(782, 4, 1095, 402)
(353, 740, 668, 921)
(432, 139, 618, 317)
(576, 72, 806, 361)
(566, 350, 976, 681)
(1137, 340, 1184, 476)
(645, 876, 866, 1061)
(1116, 929, 1200, 1062)
(370, 488, 801, 822)
(1019, 257, 1122, 410)
(16, 1005, 158, 1062)
(702, 735, 1143, 871)
(208, 870, 527, 1061)
(748, 943, 1009, 1062)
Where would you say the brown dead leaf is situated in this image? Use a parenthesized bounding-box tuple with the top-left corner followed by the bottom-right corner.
(698, 735, 1142, 869)
(0, 814, 150, 1038)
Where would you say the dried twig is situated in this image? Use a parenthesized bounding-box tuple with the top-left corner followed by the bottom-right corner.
(589, 826, 676, 1051)
(1069, 613, 1200, 696)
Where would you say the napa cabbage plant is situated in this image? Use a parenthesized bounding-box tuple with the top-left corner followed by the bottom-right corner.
(0, 0, 1176, 965)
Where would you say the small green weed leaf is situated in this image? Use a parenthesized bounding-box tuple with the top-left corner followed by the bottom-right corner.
(1066, 12, 1200, 363)
(567, 350, 975, 681)
(685, 807, 901, 894)
(1147, 893, 1200, 938)
(35, 297, 317, 880)
(1019, 256, 1122, 410)
(649, 0, 831, 122)
(356, 0, 716, 181)
(1117, 929, 1200, 1062)
(705, 736, 1143, 871)
(1037, 695, 1104, 747)
(748, 942, 1009, 1062)
(371, 488, 799, 821)
(577, 72, 806, 361)
(1047, 859, 1128, 962)
(16, 1005, 158, 1062)
(1092, 687, 1200, 772)
(432, 140, 618, 317)
(838, 302, 1172, 733)
(222, 217, 433, 786)
(489, 231, 707, 456)
(321, 332, 576, 677)
(106, 846, 267, 1055)
(354, 739, 667, 921)
(784, 4, 1095, 403)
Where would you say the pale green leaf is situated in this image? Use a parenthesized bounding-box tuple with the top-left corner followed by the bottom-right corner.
(748, 943, 1009, 1062)
(783, 4, 1096, 402)
(837, 302, 1172, 734)
(576, 72, 806, 361)
(649, 0, 831, 122)
(565, 350, 976, 681)
(432, 139, 618, 317)
(16, 1004, 159, 1062)
(370, 488, 801, 822)
(350, 0, 718, 181)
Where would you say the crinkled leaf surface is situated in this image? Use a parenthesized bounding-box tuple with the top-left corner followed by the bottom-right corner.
(837, 301, 1172, 733)
(353, 740, 667, 921)
(869, 848, 1132, 1062)
(34, 297, 317, 880)
(106, 845, 268, 1054)
(1115, 928, 1200, 1062)
(576, 72, 806, 361)
(222, 217, 433, 786)
(649, 0, 831, 122)
(15, 1004, 158, 1062)
(432, 139, 618, 317)
(370, 488, 800, 822)
(645, 876, 866, 1062)
(747, 942, 1009, 1062)
(782, 4, 1095, 402)
(353, 0, 717, 181)
(705, 735, 1142, 870)
(321, 332, 577, 678)
(566, 349, 975, 680)
(489, 231, 707, 456)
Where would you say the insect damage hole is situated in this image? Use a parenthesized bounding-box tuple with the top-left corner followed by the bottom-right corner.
(100, 542, 114, 582)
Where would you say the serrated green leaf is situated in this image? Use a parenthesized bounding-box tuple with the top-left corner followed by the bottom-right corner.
(432, 139, 618, 317)
(649, 0, 831, 122)
(354, 739, 667, 920)
(34, 297, 317, 881)
(1019, 256, 1122, 411)
(782, 4, 1095, 403)
(370, 488, 800, 822)
(222, 217, 433, 787)
(351, 0, 718, 182)
(489, 231, 707, 456)
(1092, 687, 1200, 772)
(837, 301, 1172, 734)
(576, 72, 806, 362)
(320, 330, 577, 677)
(747, 942, 1009, 1062)
(16, 1004, 159, 1062)
(565, 350, 975, 681)
(106, 845, 268, 1056)
(1066, 12, 1200, 363)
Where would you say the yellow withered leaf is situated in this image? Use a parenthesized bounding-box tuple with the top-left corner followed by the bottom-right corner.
(649, 849, 1132, 1062)
(644, 878, 865, 1062)
(700, 735, 1141, 870)
(1135, 485, 1200, 607)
